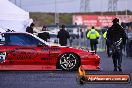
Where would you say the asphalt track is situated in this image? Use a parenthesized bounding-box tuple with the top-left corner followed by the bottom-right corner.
(0, 52, 132, 88)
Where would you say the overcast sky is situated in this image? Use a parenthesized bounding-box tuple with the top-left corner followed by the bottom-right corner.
(10, 0, 132, 13)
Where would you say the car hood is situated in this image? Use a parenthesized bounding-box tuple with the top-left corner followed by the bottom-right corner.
(49, 45, 98, 59)
(50, 45, 89, 53)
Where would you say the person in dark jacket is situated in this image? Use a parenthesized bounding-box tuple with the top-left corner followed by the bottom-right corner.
(38, 26, 50, 42)
(107, 18, 127, 71)
(57, 25, 70, 46)
(26, 23, 35, 34)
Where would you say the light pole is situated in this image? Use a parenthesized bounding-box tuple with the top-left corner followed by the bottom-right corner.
(125, 0, 128, 22)
(100, 0, 103, 18)
(55, 0, 59, 24)
(20, 0, 21, 8)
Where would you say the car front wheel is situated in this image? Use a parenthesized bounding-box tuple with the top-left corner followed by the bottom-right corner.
(58, 53, 80, 71)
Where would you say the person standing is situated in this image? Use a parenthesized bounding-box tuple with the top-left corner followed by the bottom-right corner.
(57, 25, 70, 46)
(107, 18, 127, 71)
(87, 26, 100, 53)
(38, 26, 50, 42)
(103, 31, 111, 57)
(69, 36, 73, 46)
(85, 29, 89, 49)
(26, 23, 35, 34)
(79, 29, 84, 46)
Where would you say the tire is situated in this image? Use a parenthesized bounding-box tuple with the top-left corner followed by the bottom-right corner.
(58, 53, 80, 71)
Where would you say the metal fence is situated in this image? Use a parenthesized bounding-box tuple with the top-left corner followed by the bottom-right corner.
(67, 31, 106, 52)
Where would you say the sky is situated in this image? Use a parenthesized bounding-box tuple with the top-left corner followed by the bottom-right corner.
(10, 0, 132, 13)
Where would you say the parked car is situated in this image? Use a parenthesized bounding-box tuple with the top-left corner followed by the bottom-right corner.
(0, 32, 100, 71)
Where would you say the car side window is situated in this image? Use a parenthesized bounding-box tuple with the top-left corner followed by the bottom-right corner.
(5, 33, 45, 46)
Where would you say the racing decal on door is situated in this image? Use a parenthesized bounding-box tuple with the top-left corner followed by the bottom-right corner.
(7, 48, 38, 60)
(0, 52, 6, 63)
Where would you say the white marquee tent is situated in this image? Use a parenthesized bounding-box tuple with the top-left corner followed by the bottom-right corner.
(0, 0, 32, 32)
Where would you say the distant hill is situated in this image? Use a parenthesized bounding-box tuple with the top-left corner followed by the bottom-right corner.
(30, 11, 132, 27)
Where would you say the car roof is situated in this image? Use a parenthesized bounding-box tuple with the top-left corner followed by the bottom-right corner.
(2, 32, 38, 36)
(2, 32, 29, 34)
(37, 31, 57, 35)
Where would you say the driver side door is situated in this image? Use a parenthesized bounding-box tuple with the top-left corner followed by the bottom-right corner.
(4, 33, 50, 65)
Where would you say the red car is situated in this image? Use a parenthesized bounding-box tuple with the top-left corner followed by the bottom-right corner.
(0, 32, 100, 71)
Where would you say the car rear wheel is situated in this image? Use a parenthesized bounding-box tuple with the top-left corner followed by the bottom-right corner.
(58, 53, 80, 71)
